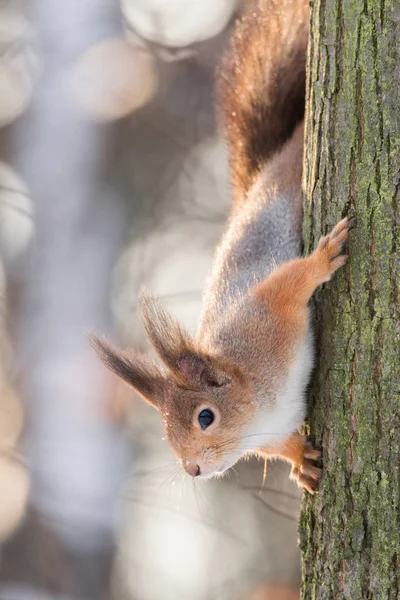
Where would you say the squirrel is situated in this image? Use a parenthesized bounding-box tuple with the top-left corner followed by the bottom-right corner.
(92, 0, 354, 493)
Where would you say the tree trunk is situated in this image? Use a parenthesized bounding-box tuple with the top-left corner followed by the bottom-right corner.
(300, 0, 399, 598)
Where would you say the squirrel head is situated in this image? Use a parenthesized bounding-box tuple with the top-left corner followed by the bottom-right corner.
(91, 295, 256, 478)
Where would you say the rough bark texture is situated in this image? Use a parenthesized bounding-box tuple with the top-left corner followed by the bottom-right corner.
(300, 0, 400, 599)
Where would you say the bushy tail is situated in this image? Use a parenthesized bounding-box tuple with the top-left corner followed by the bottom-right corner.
(217, 0, 309, 203)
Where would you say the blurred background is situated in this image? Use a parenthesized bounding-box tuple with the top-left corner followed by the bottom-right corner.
(0, 1, 302, 599)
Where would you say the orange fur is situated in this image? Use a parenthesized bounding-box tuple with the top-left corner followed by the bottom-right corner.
(92, 216, 352, 490)
(256, 217, 354, 333)
(260, 123, 305, 206)
(249, 584, 299, 600)
(258, 432, 322, 493)
(91, 0, 354, 493)
(217, 0, 309, 203)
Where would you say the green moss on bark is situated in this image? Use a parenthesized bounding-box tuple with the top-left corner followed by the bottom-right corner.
(300, 0, 399, 598)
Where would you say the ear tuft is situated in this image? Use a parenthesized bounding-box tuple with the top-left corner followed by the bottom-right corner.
(140, 293, 194, 374)
(90, 334, 167, 408)
(139, 293, 234, 388)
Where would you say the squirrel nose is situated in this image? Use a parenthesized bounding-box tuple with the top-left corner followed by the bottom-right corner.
(183, 462, 201, 477)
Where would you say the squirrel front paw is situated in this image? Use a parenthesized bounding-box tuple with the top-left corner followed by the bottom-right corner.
(289, 439, 322, 494)
(312, 216, 355, 283)
(259, 433, 322, 494)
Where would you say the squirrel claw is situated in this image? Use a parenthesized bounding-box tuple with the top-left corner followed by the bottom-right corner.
(295, 470, 322, 494)
(347, 215, 357, 229)
(290, 439, 322, 494)
(314, 216, 354, 281)
(303, 446, 321, 460)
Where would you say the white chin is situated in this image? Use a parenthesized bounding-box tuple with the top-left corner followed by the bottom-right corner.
(199, 454, 242, 478)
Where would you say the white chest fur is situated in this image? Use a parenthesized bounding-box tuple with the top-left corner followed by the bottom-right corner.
(238, 337, 314, 454)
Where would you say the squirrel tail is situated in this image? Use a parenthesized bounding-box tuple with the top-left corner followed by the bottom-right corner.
(217, 0, 309, 203)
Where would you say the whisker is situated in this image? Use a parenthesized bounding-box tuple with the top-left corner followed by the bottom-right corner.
(240, 484, 300, 501)
(134, 461, 180, 477)
(192, 479, 212, 521)
(252, 494, 298, 521)
(207, 429, 296, 457)
(177, 470, 185, 511)
(230, 466, 240, 480)
(156, 464, 182, 495)
(260, 456, 268, 492)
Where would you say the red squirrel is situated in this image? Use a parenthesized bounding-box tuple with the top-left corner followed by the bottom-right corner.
(92, 0, 354, 493)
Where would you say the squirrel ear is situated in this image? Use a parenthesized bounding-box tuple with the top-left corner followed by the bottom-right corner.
(140, 293, 234, 387)
(177, 354, 230, 387)
(90, 335, 167, 408)
(141, 293, 195, 373)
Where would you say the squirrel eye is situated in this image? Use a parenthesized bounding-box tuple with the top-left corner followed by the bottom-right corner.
(198, 408, 214, 430)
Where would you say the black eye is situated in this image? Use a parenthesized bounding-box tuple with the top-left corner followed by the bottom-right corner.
(198, 408, 214, 430)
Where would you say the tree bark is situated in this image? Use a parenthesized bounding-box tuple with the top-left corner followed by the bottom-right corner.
(300, 0, 399, 598)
